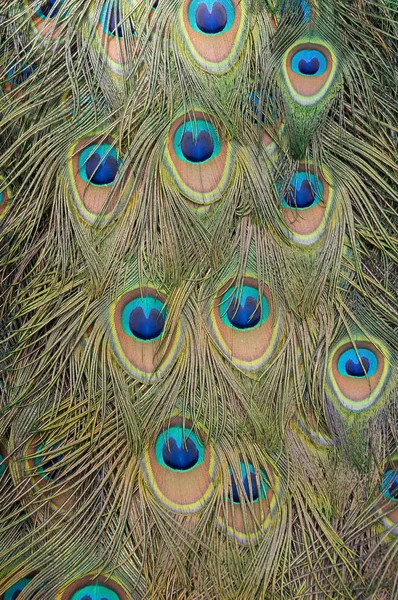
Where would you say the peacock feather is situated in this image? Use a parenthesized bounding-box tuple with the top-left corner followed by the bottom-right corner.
(0, 0, 397, 598)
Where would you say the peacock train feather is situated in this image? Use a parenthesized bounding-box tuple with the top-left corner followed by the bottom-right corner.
(0, 0, 397, 598)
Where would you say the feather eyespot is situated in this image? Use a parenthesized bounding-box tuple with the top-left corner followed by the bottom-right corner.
(337, 347, 378, 378)
(57, 575, 129, 600)
(381, 469, 398, 503)
(2, 577, 34, 600)
(281, 165, 334, 245)
(327, 339, 391, 412)
(282, 172, 323, 209)
(180, 0, 247, 72)
(25, 438, 75, 510)
(156, 426, 204, 473)
(78, 143, 120, 186)
(283, 41, 338, 106)
(100, 1, 135, 37)
(221, 284, 268, 331)
(218, 459, 279, 545)
(377, 458, 398, 537)
(95, 1, 137, 73)
(210, 277, 281, 370)
(29, 0, 66, 41)
(4, 62, 36, 95)
(228, 462, 269, 504)
(35, 0, 64, 18)
(110, 287, 182, 382)
(280, 0, 312, 23)
(34, 443, 65, 481)
(122, 296, 165, 341)
(142, 417, 217, 513)
(293, 49, 327, 76)
(67, 136, 131, 225)
(164, 112, 233, 204)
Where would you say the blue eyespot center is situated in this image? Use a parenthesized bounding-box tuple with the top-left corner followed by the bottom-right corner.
(230, 471, 259, 502)
(100, 3, 135, 37)
(188, 0, 235, 35)
(181, 130, 214, 162)
(0, 452, 5, 477)
(298, 57, 320, 75)
(163, 436, 199, 470)
(345, 357, 370, 377)
(34, 444, 64, 480)
(227, 295, 261, 329)
(221, 285, 269, 330)
(285, 179, 315, 208)
(282, 172, 323, 209)
(291, 49, 327, 77)
(281, 0, 311, 23)
(337, 347, 378, 379)
(70, 584, 120, 600)
(381, 469, 398, 502)
(39, 0, 61, 17)
(122, 296, 166, 342)
(195, 2, 227, 34)
(228, 463, 269, 504)
(108, 7, 123, 36)
(155, 426, 205, 472)
(78, 144, 120, 186)
(174, 119, 221, 164)
(7, 64, 35, 87)
(129, 306, 165, 341)
(86, 153, 118, 185)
